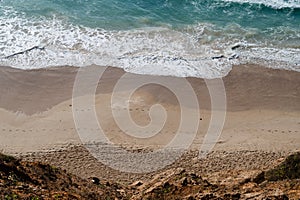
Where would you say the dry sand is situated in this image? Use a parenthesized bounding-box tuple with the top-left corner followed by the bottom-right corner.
(0, 65, 299, 182)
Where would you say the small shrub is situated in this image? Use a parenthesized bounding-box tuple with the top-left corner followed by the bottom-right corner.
(265, 152, 300, 181)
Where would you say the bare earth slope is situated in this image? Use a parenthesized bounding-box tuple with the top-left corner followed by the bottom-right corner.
(1, 152, 299, 199)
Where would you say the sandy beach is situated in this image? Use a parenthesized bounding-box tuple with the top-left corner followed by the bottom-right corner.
(0, 65, 299, 184)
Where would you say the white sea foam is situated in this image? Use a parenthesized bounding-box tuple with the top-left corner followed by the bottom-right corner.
(0, 10, 237, 78)
(0, 5, 299, 78)
(221, 0, 300, 9)
(240, 47, 300, 71)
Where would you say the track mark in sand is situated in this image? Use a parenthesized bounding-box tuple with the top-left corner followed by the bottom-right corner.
(2, 128, 78, 133)
(235, 128, 298, 134)
(74, 108, 93, 112)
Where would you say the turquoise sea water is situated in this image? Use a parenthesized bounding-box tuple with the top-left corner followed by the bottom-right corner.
(0, 0, 299, 78)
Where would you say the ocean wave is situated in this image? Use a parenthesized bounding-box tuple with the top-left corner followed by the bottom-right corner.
(221, 0, 300, 9)
(0, 4, 299, 78)
(0, 8, 237, 78)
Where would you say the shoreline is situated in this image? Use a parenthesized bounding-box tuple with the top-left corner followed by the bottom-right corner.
(0, 64, 299, 114)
